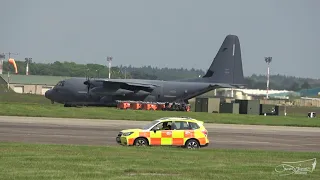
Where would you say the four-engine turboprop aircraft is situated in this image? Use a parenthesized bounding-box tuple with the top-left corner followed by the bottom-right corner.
(45, 34, 246, 107)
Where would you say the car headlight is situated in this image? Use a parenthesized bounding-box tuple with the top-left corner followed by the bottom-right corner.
(122, 132, 134, 136)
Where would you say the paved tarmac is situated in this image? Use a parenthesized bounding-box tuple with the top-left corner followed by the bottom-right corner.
(0, 116, 320, 152)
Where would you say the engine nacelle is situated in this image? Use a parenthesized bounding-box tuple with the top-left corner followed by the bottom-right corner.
(90, 87, 134, 96)
(134, 90, 151, 96)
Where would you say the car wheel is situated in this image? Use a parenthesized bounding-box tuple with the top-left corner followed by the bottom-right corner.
(185, 139, 200, 149)
(134, 138, 149, 146)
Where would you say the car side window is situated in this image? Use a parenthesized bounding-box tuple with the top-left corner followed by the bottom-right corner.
(172, 121, 180, 130)
(172, 121, 191, 130)
(189, 122, 200, 130)
(182, 122, 190, 130)
(152, 121, 173, 131)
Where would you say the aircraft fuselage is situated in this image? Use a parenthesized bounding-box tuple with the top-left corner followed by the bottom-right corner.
(45, 77, 217, 106)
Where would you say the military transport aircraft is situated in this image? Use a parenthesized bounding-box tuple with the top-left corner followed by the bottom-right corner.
(45, 34, 246, 107)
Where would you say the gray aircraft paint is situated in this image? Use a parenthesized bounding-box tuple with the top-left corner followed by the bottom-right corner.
(45, 35, 245, 106)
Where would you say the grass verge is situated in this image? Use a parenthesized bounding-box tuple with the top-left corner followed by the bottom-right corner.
(0, 102, 320, 127)
(0, 142, 319, 180)
(0, 92, 52, 105)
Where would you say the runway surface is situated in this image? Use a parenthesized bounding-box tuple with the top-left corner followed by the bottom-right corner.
(0, 116, 320, 152)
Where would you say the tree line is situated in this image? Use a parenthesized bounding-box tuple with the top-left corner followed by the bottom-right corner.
(2, 60, 319, 91)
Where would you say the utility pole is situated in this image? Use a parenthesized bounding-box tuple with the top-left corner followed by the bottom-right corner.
(4, 52, 19, 90)
(0, 53, 5, 75)
(265, 57, 272, 99)
(95, 69, 100, 79)
(5, 52, 19, 59)
(85, 68, 90, 79)
(107, 56, 113, 79)
(25, 57, 32, 75)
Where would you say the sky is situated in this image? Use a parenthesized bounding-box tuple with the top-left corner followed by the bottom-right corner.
(1, 0, 320, 78)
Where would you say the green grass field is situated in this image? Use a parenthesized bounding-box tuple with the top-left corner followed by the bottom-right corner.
(1, 102, 320, 127)
(1, 92, 320, 127)
(0, 92, 52, 105)
(0, 142, 318, 180)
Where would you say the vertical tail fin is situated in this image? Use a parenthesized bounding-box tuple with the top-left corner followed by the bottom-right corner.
(203, 35, 245, 86)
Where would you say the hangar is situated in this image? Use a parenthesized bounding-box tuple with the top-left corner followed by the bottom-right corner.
(0, 74, 69, 95)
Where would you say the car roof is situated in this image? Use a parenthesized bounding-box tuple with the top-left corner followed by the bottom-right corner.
(157, 117, 201, 123)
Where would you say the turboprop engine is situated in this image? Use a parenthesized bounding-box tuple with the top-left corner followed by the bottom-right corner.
(89, 87, 134, 96)
(134, 90, 151, 96)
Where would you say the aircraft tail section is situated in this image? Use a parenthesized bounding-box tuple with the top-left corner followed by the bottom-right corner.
(202, 35, 245, 86)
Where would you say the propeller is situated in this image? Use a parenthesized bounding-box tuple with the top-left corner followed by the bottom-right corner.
(84, 73, 99, 99)
(84, 77, 92, 95)
(84, 68, 92, 95)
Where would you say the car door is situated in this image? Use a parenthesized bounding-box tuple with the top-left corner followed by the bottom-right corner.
(150, 121, 173, 146)
(171, 121, 194, 146)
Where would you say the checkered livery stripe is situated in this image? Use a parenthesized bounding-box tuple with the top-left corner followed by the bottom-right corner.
(127, 130, 208, 146)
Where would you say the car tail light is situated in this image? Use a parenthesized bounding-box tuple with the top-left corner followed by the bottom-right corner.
(202, 130, 208, 137)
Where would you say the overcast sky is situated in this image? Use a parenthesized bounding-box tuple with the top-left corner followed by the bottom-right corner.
(1, 0, 319, 78)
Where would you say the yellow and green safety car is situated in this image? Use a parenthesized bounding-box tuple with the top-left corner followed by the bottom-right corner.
(116, 116, 209, 149)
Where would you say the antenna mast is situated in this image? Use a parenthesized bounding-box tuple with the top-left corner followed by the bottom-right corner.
(107, 56, 113, 79)
(25, 57, 32, 75)
(265, 57, 272, 99)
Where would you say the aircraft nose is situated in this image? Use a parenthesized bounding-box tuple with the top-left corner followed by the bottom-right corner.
(45, 89, 52, 99)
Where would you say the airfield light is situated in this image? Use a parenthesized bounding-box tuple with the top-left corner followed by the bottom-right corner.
(265, 57, 272, 99)
(107, 56, 113, 79)
(25, 57, 32, 75)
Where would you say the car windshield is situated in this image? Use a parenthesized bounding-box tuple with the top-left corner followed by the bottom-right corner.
(141, 120, 159, 130)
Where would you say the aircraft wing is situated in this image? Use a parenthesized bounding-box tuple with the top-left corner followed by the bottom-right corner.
(93, 79, 159, 92)
(210, 83, 246, 89)
(208, 83, 233, 88)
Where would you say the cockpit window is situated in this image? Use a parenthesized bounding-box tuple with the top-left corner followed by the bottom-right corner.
(55, 81, 65, 87)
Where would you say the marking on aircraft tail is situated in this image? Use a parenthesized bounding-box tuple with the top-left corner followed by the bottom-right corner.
(232, 44, 235, 56)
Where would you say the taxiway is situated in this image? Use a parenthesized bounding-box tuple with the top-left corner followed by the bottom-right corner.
(0, 116, 319, 152)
